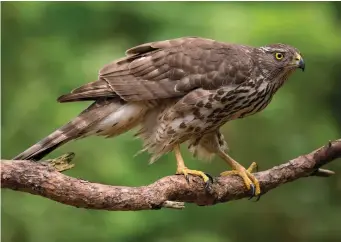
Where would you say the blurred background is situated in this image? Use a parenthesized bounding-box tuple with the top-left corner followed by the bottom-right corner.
(1, 2, 341, 242)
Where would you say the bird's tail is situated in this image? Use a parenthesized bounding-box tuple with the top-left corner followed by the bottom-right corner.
(13, 120, 86, 161)
(13, 98, 125, 161)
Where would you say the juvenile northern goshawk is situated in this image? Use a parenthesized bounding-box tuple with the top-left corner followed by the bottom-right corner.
(14, 37, 305, 197)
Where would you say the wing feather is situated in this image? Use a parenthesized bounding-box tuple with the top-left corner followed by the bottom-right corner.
(58, 37, 252, 103)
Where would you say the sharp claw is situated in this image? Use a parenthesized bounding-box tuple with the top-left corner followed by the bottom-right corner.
(204, 181, 211, 191)
(255, 194, 261, 202)
(184, 174, 190, 183)
(176, 169, 213, 191)
(248, 183, 256, 200)
(205, 172, 214, 184)
(204, 173, 213, 191)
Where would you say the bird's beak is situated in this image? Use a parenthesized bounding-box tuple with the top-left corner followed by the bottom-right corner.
(294, 53, 305, 72)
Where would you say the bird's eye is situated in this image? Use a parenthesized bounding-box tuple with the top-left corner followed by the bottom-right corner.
(275, 53, 284, 60)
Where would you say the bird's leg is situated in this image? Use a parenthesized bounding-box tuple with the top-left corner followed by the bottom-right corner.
(218, 150, 261, 197)
(174, 144, 212, 188)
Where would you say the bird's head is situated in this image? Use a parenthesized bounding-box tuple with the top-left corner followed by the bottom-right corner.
(254, 44, 305, 80)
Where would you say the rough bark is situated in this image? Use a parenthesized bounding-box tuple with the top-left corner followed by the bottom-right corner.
(1, 139, 340, 211)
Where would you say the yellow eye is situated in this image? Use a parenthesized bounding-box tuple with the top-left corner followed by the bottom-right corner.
(275, 53, 284, 60)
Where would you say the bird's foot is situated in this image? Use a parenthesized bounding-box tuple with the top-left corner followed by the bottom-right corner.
(176, 167, 213, 190)
(220, 162, 261, 199)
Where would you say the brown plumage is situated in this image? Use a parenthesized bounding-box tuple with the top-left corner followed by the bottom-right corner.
(14, 37, 305, 197)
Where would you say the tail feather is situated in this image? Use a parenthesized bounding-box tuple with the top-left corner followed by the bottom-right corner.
(13, 115, 92, 161)
(13, 130, 72, 161)
(13, 98, 123, 161)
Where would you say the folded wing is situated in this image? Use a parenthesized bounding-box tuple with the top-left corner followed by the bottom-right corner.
(58, 37, 248, 103)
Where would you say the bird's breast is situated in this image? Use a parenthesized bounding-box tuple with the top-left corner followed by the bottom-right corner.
(216, 81, 274, 122)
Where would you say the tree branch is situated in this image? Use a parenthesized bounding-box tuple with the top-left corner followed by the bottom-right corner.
(1, 139, 340, 211)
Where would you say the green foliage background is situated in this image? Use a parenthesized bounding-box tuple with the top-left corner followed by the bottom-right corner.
(1, 2, 341, 242)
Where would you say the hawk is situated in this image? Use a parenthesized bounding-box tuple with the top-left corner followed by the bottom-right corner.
(14, 37, 305, 197)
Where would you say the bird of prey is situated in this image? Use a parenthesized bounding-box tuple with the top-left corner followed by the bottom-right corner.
(14, 37, 305, 197)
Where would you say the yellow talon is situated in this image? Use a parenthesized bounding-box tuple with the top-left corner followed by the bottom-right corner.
(176, 167, 210, 183)
(220, 162, 261, 196)
(247, 162, 258, 173)
(174, 144, 212, 189)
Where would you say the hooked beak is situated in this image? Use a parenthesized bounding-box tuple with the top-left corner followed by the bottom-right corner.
(294, 53, 305, 72)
